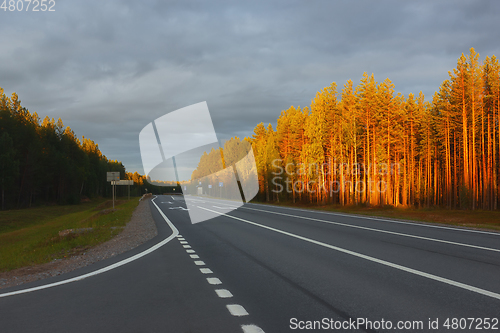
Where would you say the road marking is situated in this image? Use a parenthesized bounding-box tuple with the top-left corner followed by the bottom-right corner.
(204, 196, 500, 236)
(236, 206, 500, 253)
(183, 245, 192, 248)
(242, 324, 265, 333)
(194, 260, 205, 266)
(0, 196, 179, 299)
(178, 238, 185, 241)
(200, 268, 213, 274)
(180, 241, 188, 244)
(215, 289, 233, 298)
(213, 206, 234, 209)
(207, 277, 222, 285)
(185, 198, 206, 203)
(245, 202, 500, 236)
(200, 206, 500, 301)
(226, 304, 249, 316)
(186, 249, 195, 253)
(169, 207, 189, 211)
(190, 254, 200, 259)
(176, 235, 183, 238)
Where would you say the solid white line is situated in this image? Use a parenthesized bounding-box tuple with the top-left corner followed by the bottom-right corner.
(226, 304, 249, 316)
(190, 255, 200, 259)
(242, 324, 266, 333)
(236, 206, 500, 253)
(0, 196, 179, 298)
(200, 268, 213, 274)
(215, 289, 233, 298)
(183, 245, 192, 248)
(186, 249, 195, 253)
(207, 277, 222, 285)
(194, 261, 205, 266)
(185, 198, 206, 203)
(199, 206, 500, 301)
(246, 202, 500, 236)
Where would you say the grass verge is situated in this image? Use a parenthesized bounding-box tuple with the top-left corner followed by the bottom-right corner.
(0, 198, 141, 272)
(252, 201, 500, 232)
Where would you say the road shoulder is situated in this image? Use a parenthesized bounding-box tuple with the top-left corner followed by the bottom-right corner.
(0, 198, 158, 290)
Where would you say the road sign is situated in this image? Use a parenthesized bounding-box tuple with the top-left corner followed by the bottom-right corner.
(107, 172, 120, 181)
(219, 182, 223, 187)
(107, 172, 120, 209)
(111, 180, 134, 185)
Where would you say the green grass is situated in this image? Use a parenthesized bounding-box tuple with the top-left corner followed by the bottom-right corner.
(0, 199, 109, 234)
(252, 200, 500, 232)
(0, 198, 141, 272)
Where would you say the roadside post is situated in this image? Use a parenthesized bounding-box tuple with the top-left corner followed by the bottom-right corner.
(106, 172, 120, 209)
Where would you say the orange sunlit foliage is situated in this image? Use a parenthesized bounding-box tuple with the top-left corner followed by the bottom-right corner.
(241, 48, 500, 209)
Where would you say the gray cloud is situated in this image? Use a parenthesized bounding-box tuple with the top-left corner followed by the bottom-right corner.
(1, 0, 499, 174)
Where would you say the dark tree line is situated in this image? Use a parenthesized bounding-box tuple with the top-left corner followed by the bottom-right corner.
(0, 87, 128, 209)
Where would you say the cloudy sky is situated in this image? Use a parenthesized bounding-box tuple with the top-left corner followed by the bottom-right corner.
(1, 0, 499, 175)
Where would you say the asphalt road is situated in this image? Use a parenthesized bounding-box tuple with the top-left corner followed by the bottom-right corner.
(1, 195, 499, 333)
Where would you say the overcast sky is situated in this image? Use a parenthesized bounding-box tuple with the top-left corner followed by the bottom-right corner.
(1, 0, 499, 175)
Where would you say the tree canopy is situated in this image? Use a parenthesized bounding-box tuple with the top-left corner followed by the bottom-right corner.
(0, 88, 128, 208)
(191, 48, 500, 210)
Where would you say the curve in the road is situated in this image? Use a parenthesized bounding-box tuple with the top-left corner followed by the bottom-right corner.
(0, 196, 178, 299)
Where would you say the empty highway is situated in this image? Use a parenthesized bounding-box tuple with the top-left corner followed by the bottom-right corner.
(1, 195, 499, 332)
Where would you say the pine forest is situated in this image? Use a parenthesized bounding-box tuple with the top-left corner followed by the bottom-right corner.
(0, 89, 158, 209)
(192, 48, 500, 210)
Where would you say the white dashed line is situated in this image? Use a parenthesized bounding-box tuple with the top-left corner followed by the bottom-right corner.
(215, 289, 233, 298)
(172, 206, 265, 333)
(178, 227, 264, 332)
(226, 304, 249, 316)
(242, 324, 265, 333)
(207, 277, 222, 285)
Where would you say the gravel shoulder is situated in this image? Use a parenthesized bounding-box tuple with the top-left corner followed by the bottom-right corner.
(0, 198, 158, 290)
